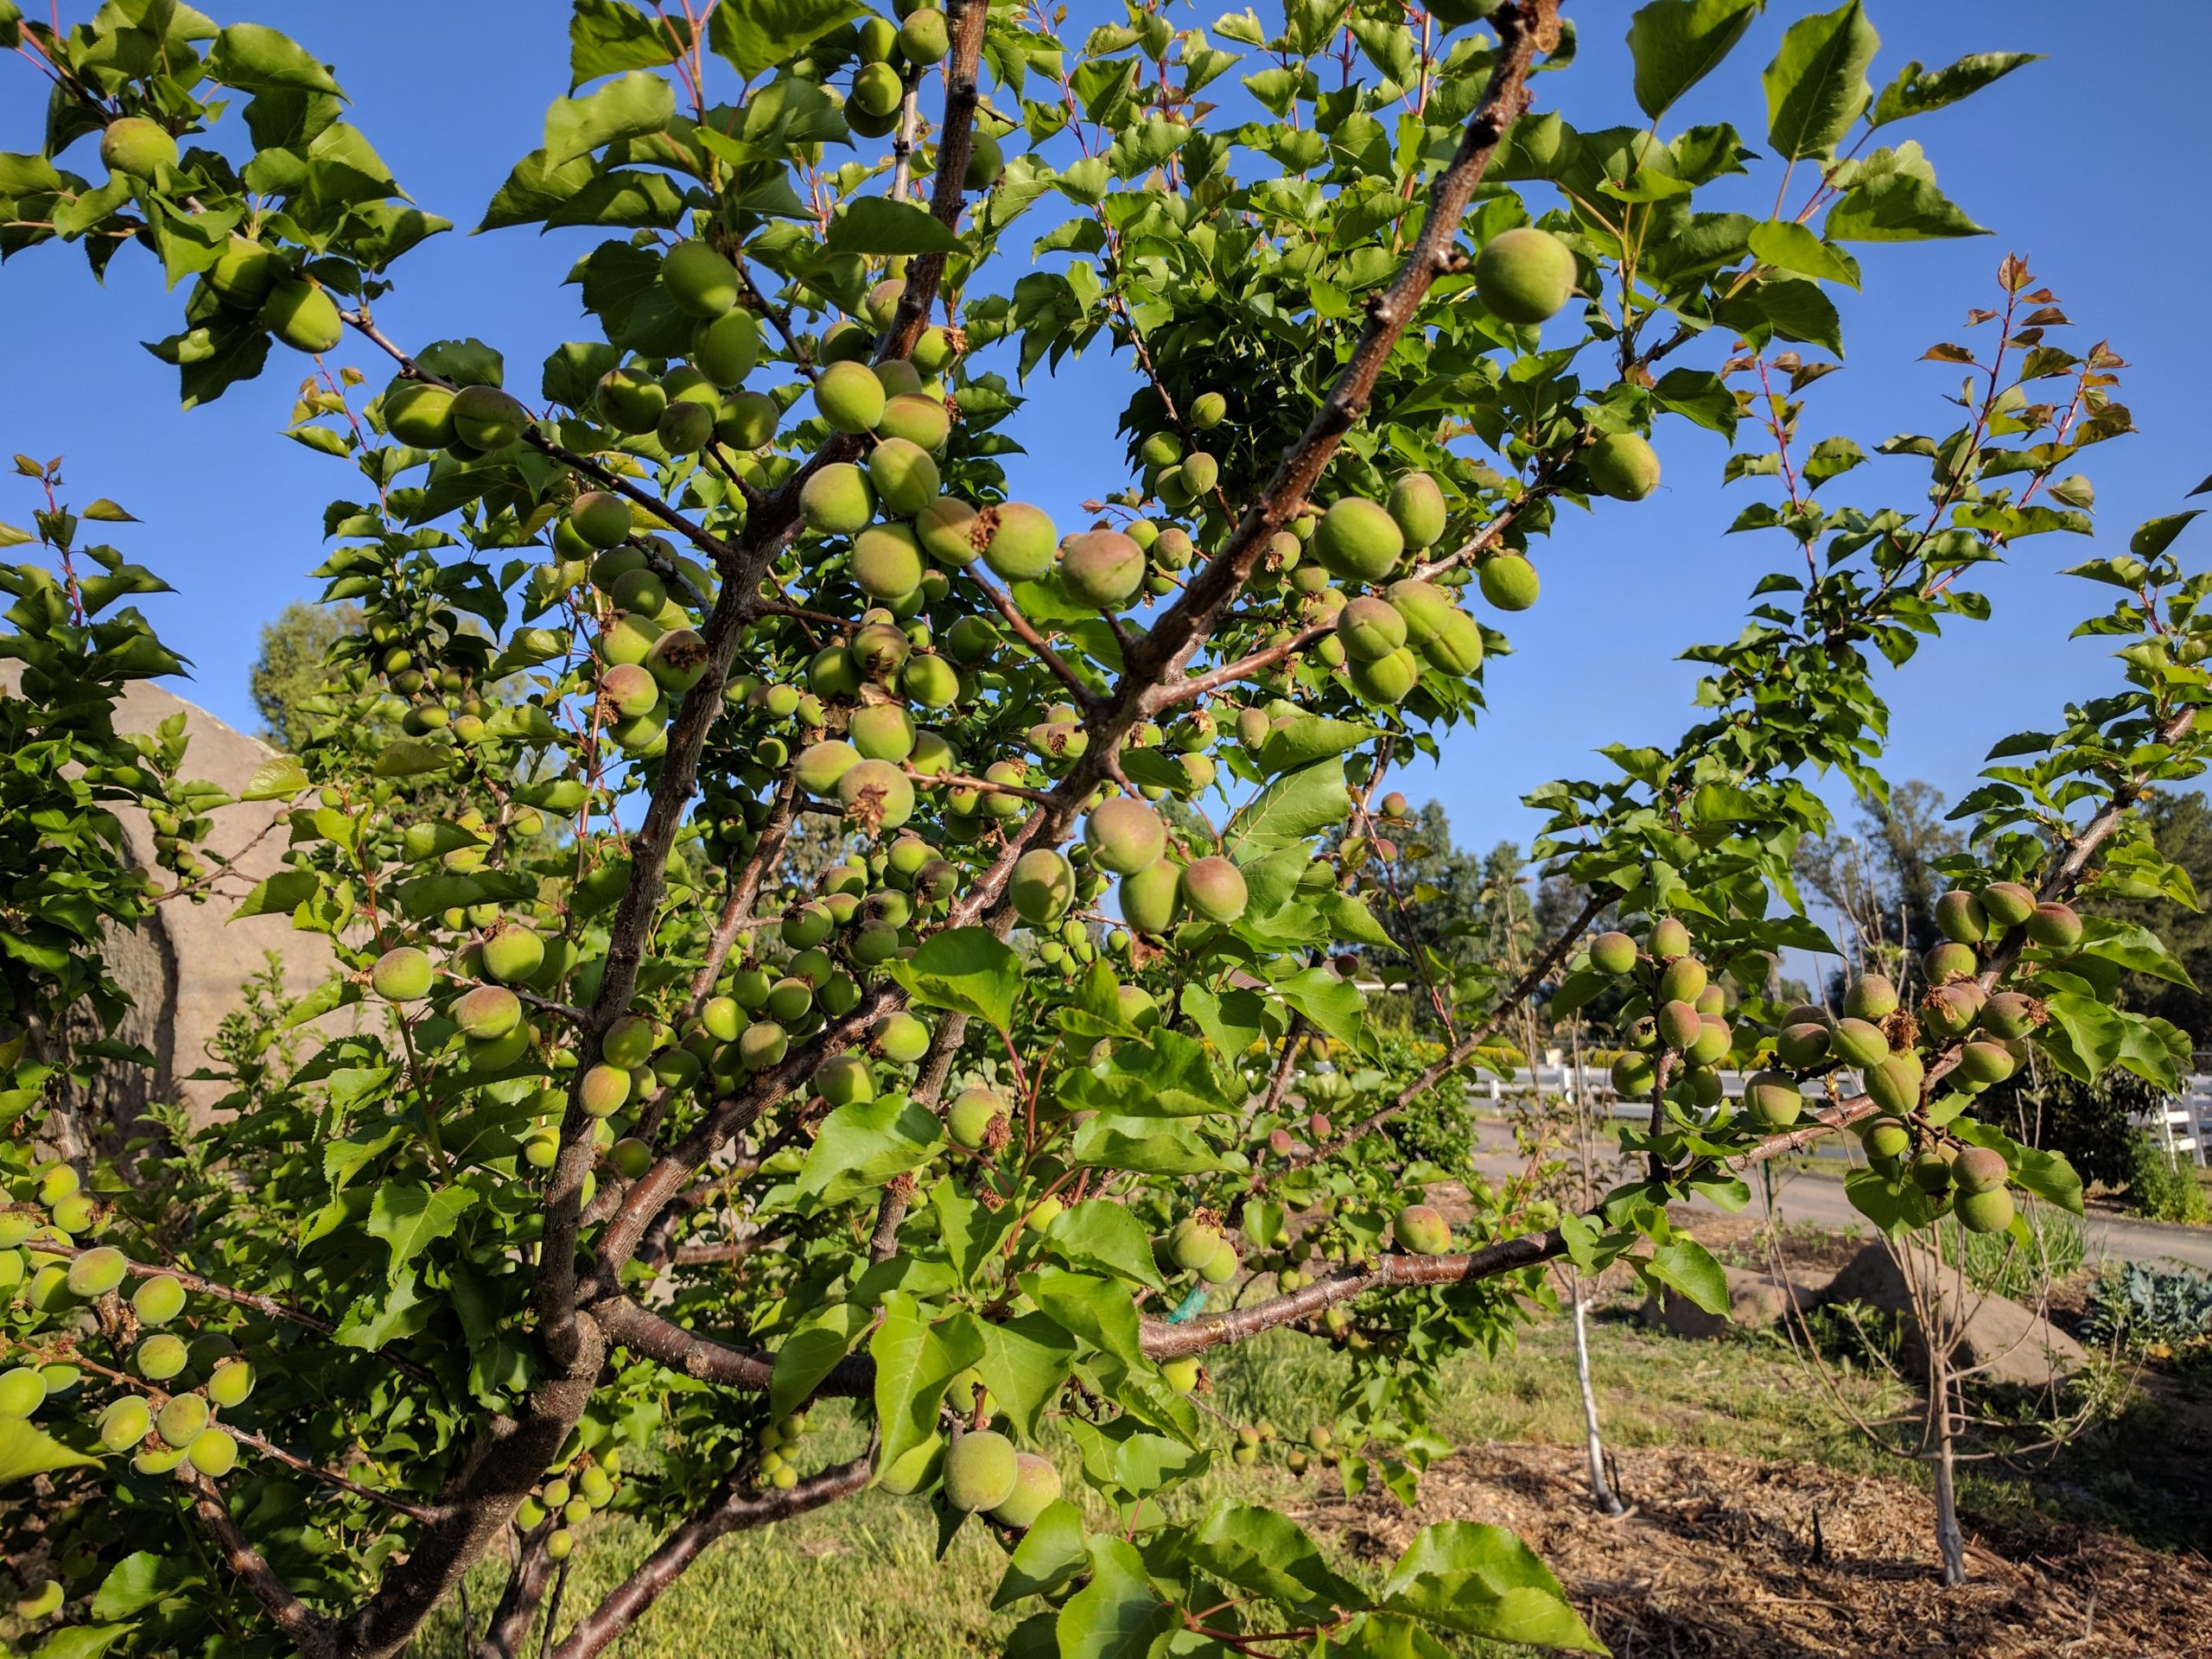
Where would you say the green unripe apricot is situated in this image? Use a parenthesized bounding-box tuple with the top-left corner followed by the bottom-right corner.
(1745, 1071, 1802, 1128)
(602, 662, 660, 720)
(1586, 432, 1662, 502)
(868, 437, 940, 517)
(156, 1393, 210, 1448)
(99, 1395, 153, 1452)
(263, 279, 343, 354)
(1060, 531, 1146, 608)
(1657, 957, 1707, 1005)
(136, 1334, 188, 1382)
(1119, 858, 1182, 936)
(1980, 882, 2036, 929)
(1844, 975, 1897, 1022)
(1477, 554, 1539, 612)
(1393, 1203, 1451, 1255)
(1656, 1000, 1702, 1052)
(1180, 856, 1248, 924)
(1611, 1052, 1656, 1097)
(1776, 1021, 1832, 1069)
(65, 1245, 127, 1299)
(372, 945, 434, 1008)
(837, 759, 916, 828)
(877, 1011, 931, 1064)
(943, 1430, 1020, 1511)
(1831, 1017, 1889, 1070)
(1955, 1146, 2009, 1194)
(1979, 992, 2037, 1041)
(799, 462, 875, 535)
(207, 234, 285, 311)
(454, 984, 523, 1042)
(601, 1014, 655, 1070)
(207, 1358, 255, 1408)
(1348, 646, 1421, 705)
(384, 380, 457, 448)
(850, 702, 918, 763)
(1475, 226, 1577, 324)
(1688, 1014, 1732, 1067)
(695, 308, 762, 387)
(597, 366, 666, 435)
(815, 359, 887, 434)
(658, 399, 714, 454)
(0, 1367, 45, 1417)
(1588, 931, 1638, 975)
(965, 130, 1005, 190)
(880, 392, 951, 453)
(660, 239, 740, 319)
(899, 8, 950, 65)
(1957, 1040, 2015, 1086)
(718, 390, 779, 449)
(1911, 1147, 1956, 1193)
(451, 385, 531, 450)
(815, 1052, 874, 1107)
(1859, 1120, 1911, 1163)
(101, 116, 177, 179)
(1936, 889, 1987, 944)
(900, 652, 959, 709)
(569, 490, 633, 550)
(1956, 1186, 2014, 1234)
(739, 1020, 789, 1071)
(988, 1451, 1060, 1529)
(133, 1274, 187, 1325)
(2026, 901, 2082, 950)
(1387, 473, 1448, 550)
(579, 1064, 631, 1118)
(1923, 941, 1977, 985)
(1313, 498, 1403, 583)
(1161, 1357, 1201, 1392)
(1338, 595, 1407, 662)
(483, 927, 546, 985)
(188, 1426, 238, 1478)
(1010, 849, 1076, 925)
(1168, 1217, 1220, 1272)
(851, 524, 925, 603)
(1199, 1238, 1240, 1284)
(1084, 798, 1166, 874)
(947, 1088, 1004, 1150)
(1866, 1055, 1922, 1116)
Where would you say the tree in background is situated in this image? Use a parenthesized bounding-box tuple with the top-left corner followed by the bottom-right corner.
(245, 600, 359, 752)
(1795, 779, 1962, 993)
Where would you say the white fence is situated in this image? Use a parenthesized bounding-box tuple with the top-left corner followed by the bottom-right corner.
(2150, 1077, 2212, 1168)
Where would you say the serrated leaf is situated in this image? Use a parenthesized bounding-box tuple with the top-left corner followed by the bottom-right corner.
(365, 1181, 476, 1283)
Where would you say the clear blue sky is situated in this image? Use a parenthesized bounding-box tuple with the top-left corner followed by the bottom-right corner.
(3, 1, 2207, 870)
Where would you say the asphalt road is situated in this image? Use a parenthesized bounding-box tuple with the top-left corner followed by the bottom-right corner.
(1464, 1121, 2212, 1272)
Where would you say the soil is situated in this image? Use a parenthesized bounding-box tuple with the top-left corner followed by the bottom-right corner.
(1302, 1440, 2212, 1658)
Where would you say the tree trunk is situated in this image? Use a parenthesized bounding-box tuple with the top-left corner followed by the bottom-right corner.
(1932, 1363, 1967, 1586)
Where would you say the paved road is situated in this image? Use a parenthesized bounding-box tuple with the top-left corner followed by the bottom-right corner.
(1464, 1122, 2212, 1272)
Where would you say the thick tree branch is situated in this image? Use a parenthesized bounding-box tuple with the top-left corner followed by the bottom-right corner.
(185, 1470, 339, 1659)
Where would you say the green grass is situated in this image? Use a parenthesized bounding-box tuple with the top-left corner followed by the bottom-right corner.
(412, 1300, 2193, 1656)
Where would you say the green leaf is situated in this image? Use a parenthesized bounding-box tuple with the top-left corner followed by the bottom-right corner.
(570, 0, 690, 88)
(770, 1302, 870, 1421)
(1187, 1503, 1369, 1618)
(1381, 1522, 1602, 1650)
(1762, 0, 1878, 161)
(0, 1418, 98, 1484)
(1056, 1535, 1178, 1659)
(708, 0, 868, 80)
(797, 1092, 942, 1205)
(1228, 756, 1351, 862)
(871, 1292, 984, 1478)
(2078, 918, 2196, 988)
(29, 1627, 124, 1659)
(365, 1181, 476, 1283)
(1825, 171, 1986, 241)
(2129, 512, 2201, 561)
(1842, 1166, 1934, 1236)
(545, 71, 676, 168)
(230, 869, 319, 921)
(960, 1311, 1075, 1440)
(1746, 219, 1858, 286)
(1046, 1199, 1167, 1290)
(79, 498, 136, 523)
(992, 1499, 1088, 1609)
(1256, 716, 1375, 776)
(1871, 52, 2039, 126)
(890, 928, 1020, 1032)
(1626, 0, 1759, 119)
(207, 22, 341, 96)
(1646, 1235, 1726, 1314)
(824, 196, 963, 256)
(2043, 992, 2126, 1082)
(372, 737, 452, 778)
(239, 754, 308, 801)
(92, 1552, 199, 1620)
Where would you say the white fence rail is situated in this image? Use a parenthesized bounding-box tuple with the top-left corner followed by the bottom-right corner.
(2149, 1077, 2212, 1168)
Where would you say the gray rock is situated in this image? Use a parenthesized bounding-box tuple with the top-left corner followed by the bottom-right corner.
(1819, 1240, 2087, 1389)
(1641, 1263, 1833, 1339)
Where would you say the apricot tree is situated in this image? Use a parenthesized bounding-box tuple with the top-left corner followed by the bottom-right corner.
(0, 1, 2202, 1656)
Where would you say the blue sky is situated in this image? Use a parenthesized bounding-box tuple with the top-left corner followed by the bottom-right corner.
(2, 1, 2206, 876)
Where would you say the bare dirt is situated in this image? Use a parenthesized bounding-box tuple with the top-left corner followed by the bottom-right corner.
(1303, 1440, 2212, 1658)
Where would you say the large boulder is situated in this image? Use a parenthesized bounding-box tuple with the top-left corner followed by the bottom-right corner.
(1641, 1263, 1833, 1339)
(1821, 1240, 2087, 1389)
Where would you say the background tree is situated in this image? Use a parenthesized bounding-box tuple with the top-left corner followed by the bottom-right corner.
(247, 599, 360, 752)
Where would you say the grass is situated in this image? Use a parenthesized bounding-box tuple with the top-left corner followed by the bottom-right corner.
(408, 1277, 2212, 1656)
(412, 1306, 1930, 1658)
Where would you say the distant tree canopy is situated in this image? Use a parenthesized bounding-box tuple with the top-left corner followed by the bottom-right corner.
(247, 600, 358, 752)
